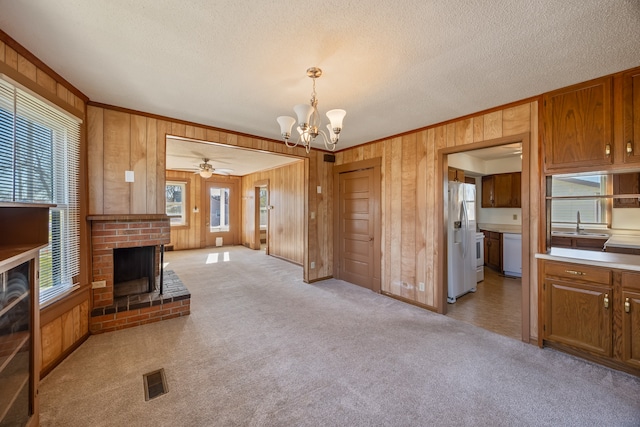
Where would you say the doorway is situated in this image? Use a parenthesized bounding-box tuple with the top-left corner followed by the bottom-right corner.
(333, 159, 382, 293)
(205, 179, 240, 247)
(253, 180, 269, 254)
(439, 134, 531, 343)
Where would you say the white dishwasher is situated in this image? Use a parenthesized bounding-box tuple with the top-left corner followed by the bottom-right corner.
(502, 233, 522, 278)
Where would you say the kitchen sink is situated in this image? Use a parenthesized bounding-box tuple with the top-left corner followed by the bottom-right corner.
(551, 231, 610, 238)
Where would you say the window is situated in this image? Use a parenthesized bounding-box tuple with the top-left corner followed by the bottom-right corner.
(259, 188, 268, 229)
(550, 174, 609, 226)
(0, 78, 81, 305)
(209, 187, 230, 232)
(166, 182, 187, 226)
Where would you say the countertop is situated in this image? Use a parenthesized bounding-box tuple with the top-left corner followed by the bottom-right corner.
(604, 235, 640, 249)
(478, 223, 521, 234)
(535, 248, 640, 272)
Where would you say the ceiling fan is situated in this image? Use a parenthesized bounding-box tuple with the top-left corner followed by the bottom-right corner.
(196, 158, 233, 178)
(174, 158, 233, 178)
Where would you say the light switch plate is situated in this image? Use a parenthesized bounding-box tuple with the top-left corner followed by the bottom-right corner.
(125, 170, 134, 182)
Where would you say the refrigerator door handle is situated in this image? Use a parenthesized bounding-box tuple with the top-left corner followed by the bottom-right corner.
(461, 200, 467, 258)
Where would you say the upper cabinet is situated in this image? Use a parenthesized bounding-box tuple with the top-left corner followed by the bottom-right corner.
(542, 76, 613, 172)
(619, 69, 640, 165)
(482, 172, 521, 208)
(542, 66, 640, 173)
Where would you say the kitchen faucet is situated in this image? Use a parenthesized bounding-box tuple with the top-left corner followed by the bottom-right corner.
(576, 211, 582, 234)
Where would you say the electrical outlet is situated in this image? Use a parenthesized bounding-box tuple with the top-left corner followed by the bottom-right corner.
(419, 282, 425, 292)
(310, 261, 316, 269)
(513, 214, 518, 220)
(92, 280, 106, 289)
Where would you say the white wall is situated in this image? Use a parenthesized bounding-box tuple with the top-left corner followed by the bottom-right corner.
(449, 153, 523, 226)
(612, 208, 640, 231)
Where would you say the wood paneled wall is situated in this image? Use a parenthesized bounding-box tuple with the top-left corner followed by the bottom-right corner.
(88, 106, 167, 215)
(166, 170, 243, 251)
(241, 161, 305, 265)
(0, 32, 91, 376)
(88, 104, 333, 282)
(333, 101, 540, 338)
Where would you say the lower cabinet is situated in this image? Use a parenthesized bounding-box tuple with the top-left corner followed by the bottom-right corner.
(621, 272, 640, 369)
(540, 260, 640, 374)
(483, 231, 502, 272)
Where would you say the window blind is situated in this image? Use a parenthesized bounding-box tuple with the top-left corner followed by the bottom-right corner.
(0, 77, 81, 304)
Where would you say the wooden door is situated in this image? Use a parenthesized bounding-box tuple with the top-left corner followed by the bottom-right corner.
(494, 173, 513, 207)
(613, 172, 640, 208)
(205, 180, 239, 247)
(511, 172, 521, 208)
(336, 168, 380, 292)
(545, 279, 612, 357)
(622, 289, 640, 368)
(481, 175, 494, 207)
(621, 69, 640, 165)
(543, 76, 613, 171)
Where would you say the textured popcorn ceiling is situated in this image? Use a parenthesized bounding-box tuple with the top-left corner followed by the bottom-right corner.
(1, 0, 639, 152)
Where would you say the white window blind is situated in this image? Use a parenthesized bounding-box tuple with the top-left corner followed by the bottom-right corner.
(0, 77, 80, 304)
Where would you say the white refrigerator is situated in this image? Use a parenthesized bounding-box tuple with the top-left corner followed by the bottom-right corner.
(447, 182, 477, 303)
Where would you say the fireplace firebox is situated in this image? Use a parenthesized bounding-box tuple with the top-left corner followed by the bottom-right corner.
(113, 246, 156, 298)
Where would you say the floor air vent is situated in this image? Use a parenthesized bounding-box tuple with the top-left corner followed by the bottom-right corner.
(143, 368, 168, 401)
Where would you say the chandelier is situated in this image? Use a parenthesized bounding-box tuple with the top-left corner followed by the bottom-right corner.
(277, 67, 346, 153)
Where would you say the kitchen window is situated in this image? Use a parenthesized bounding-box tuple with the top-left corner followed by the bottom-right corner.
(0, 77, 81, 305)
(550, 174, 609, 227)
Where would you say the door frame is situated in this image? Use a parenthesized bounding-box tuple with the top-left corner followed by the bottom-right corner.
(333, 158, 382, 293)
(253, 179, 269, 253)
(437, 132, 531, 343)
(201, 176, 241, 247)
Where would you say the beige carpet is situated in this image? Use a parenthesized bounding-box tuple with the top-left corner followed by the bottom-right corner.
(39, 246, 640, 426)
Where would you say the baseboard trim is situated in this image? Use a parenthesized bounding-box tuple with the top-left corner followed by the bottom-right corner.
(40, 332, 90, 379)
(544, 340, 640, 377)
(306, 276, 333, 284)
(381, 291, 438, 312)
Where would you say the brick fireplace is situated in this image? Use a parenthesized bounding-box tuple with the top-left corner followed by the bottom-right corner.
(88, 214, 190, 334)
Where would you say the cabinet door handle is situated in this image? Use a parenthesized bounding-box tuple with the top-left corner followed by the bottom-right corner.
(604, 293, 609, 309)
(605, 144, 611, 157)
(627, 141, 634, 156)
(625, 297, 630, 313)
(564, 269, 586, 276)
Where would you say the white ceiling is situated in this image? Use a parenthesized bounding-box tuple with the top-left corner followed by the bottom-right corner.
(1, 1, 639, 159)
(166, 136, 301, 176)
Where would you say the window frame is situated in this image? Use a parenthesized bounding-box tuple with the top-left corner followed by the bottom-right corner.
(549, 174, 612, 229)
(0, 76, 81, 306)
(166, 180, 189, 227)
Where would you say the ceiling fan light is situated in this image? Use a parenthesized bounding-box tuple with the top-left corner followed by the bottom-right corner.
(326, 109, 346, 132)
(199, 169, 213, 178)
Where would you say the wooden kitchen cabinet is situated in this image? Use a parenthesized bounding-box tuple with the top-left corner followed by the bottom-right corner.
(448, 167, 465, 182)
(549, 236, 607, 251)
(619, 68, 640, 165)
(483, 230, 502, 272)
(621, 272, 640, 369)
(481, 172, 521, 208)
(540, 259, 640, 375)
(542, 76, 613, 171)
(543, 262, 612, 357)
(612, 172, 640, 208)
